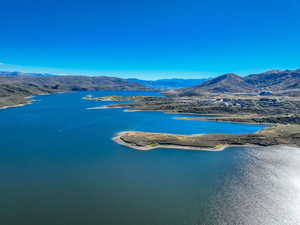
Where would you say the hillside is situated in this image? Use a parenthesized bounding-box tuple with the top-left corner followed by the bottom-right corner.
(167, 69, 300, 96)
(245, 69, 300, 91)
(0, 73, 152, 108)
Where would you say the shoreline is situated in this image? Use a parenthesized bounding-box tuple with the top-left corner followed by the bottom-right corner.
(0, 103, 29, 110)
(104, 105, 251, 118)
(112, 132, 227, 151)
(86, 105, 128, 110)
(103, 105, 274, 126)
(173, 116, 273, 126)
(112, 125, 300, 152)
(114, 131, 299, 152)
(102, 104, 292, 127)
(0, 96, 33, 110)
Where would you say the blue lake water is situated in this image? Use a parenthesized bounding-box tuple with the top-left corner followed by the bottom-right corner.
(1, 91, 300, 225)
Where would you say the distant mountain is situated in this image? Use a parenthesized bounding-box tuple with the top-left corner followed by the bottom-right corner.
(167, 69, 300, 96)
(0, 75, 152, 96)
(126, 78, 208, 90)
(1, 72, 209, 90)
(0, 71, 54, 77)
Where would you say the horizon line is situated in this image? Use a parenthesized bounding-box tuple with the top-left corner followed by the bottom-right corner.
(0, 63, 299, 80)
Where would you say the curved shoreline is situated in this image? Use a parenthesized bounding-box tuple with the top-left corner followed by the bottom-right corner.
(113, 134, 291, 151)
(0, 96, 34, 110)
(112, 125, 300, 151)
(113, 132, 227, 151)
(0, 103, 29, 110)
(173, 116, 273, 126)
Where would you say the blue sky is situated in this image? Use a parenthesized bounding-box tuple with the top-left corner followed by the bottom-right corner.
(0, 0, 300, 79)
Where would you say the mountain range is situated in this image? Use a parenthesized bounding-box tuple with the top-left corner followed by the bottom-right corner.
(0, 71, 208, 90)
(126, 78, 208, 89)
(0, 74, 151, 96)
(167, 69, 300, 96)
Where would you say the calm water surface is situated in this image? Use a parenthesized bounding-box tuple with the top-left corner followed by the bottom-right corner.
(1, 91, 300, 225)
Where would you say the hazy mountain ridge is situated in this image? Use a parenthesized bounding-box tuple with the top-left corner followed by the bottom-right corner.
(168, 69, 300, 96)
(0, 71, 208, 90)
(0, 71, 54, 77)
(126, 78, 208, 90)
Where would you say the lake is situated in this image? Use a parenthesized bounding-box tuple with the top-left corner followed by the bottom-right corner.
(1, 91, 300, 225)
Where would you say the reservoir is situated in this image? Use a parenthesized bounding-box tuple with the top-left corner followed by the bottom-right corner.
(1, 91, 300, 225)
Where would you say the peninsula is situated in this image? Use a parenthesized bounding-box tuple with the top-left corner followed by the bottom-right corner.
(113, 125, 300, 151)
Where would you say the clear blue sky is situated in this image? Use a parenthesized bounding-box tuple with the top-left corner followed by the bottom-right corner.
(0, 0, 300, 79)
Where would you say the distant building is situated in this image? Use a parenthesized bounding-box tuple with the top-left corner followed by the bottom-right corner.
(259, 91, 273, 96)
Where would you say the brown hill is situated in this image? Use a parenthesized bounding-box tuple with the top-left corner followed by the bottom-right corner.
(244, 69, 300, 90)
